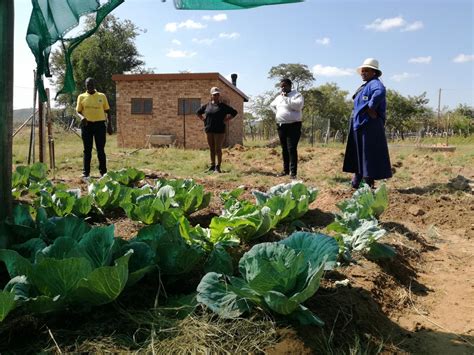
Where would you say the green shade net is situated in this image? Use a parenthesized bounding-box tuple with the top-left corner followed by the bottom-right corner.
(174, 0, 304, 10)
(26, 0, 124, 102)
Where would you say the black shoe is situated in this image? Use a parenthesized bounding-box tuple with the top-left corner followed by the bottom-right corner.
(214, 165, 221, 173)
(206, 165, 216, 172)
(290, 174, 297, 180)
(276, 171, 289, 177)
(351, 175, 362, 189)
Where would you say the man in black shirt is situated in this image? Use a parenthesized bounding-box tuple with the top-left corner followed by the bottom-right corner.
(196, 87, 237, 173)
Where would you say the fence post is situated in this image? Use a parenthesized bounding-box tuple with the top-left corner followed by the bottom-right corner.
(324, 119, 330, 144)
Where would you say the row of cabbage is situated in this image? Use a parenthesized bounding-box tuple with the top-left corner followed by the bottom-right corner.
(2, 164, 394, 326)
(0, 206, 336, 325)
(12, 163, 318, 243)
(12, 163, 211, 221)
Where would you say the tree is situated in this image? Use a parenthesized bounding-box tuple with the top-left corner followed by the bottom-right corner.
(268, 63, 315, 91)
(248, 91, 278, 139)
(303, 83, 352, 142)
(50, 15, 146, 124)
(448, 104, 473, 136)
(243, 112, 258, 140)
(452, 104, 474, 120)
(386, 90, 431, 139)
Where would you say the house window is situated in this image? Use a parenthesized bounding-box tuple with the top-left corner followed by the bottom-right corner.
(131, 98, 153, 114)
(178, 98, 201, 115)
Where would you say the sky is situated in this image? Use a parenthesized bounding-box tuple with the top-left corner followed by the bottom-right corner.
(13, 0, 474, 112)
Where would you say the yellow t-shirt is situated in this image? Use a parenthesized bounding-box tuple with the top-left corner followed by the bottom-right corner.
(76, 91, 110, 121)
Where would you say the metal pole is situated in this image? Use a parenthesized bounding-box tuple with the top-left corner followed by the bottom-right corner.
(182, 99, 186, 148)
(0, 0, 14, 220)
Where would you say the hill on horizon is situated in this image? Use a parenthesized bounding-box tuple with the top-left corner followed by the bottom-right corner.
(13, 108, 34, 124)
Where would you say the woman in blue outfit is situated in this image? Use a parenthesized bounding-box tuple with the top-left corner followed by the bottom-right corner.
(343, 58, 392, 188)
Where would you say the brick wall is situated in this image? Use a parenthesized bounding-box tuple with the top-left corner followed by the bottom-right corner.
(115, 77, 244, 149)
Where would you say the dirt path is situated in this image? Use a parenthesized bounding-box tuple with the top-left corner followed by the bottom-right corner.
(395, 225, 474, 354)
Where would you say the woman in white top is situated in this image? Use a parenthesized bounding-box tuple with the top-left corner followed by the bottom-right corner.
(270, 78, 304, 179)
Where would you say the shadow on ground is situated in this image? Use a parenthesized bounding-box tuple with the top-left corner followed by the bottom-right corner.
(382, 221, 437, 252)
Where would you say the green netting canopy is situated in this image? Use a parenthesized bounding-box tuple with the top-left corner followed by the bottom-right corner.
(25, 0, 303, 102)
(26, 0, 124, 102)
(174, 0, 303, 10)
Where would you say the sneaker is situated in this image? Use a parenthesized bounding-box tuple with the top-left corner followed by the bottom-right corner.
(206, 165, 216, 172)
(214, 165, 221, 173)
(276, 171, 289, 177)
(290, 174, 297, 180)
(81, 174, 90, 182)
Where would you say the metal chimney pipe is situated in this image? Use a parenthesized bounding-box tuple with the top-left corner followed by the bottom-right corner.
(231, 73, 238, 86)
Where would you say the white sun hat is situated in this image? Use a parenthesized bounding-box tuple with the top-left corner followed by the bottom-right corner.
(357, 58, 382, 76)
(210, 87, 221, 95)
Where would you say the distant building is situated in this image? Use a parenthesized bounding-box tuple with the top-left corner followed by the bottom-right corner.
(112, 72, 248, 149)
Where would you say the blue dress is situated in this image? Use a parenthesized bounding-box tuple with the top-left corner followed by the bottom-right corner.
(343, 78, 392, 180)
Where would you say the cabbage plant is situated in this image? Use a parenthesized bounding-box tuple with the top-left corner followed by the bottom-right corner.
(253, 181, 318, 226)
(327, 184, 395, 260)
(197, 232, 339, 325)
(0, 225, 132, 322)
(11, 163, 49, 199)
(101, 167, 145, 186)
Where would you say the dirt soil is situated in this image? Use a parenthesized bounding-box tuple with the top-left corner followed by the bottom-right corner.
(102, 146, 474, 354)
(6, 144, 474, 354)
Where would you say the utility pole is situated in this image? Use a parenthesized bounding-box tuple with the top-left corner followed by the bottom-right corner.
(437, 88, 442, 132)
(0, 0, 14, 220)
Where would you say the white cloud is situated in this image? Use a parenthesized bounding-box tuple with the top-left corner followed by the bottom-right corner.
(164, 20, 206, 32)
(171, 39, 182, 46)
(453, 54, 474, 63)
(166, 49, 197, 58)
(312, 64, 354, 77)
(192, 38, 215, 45)
(365, 16, 406, 32)
(402, 21, 424, 32)
(165, 23, 178, 32)
(366, 16, 424, 32)
(408, 56, 432, 64)
(203, 14, 227, 22)
(219, 32, 240, 39)
(390, 72, 420, 82)
(316, 37, 330, 46)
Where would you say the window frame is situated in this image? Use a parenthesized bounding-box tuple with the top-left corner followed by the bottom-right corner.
(131, 98, 153, 115)
(178, 98, 201, 115)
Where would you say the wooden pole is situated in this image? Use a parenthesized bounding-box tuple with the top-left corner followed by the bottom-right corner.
(0, 0, 14, 220)
(38, 92, 45, 162)
(28, 70, 37, 164)
(45, 89, 56, 169)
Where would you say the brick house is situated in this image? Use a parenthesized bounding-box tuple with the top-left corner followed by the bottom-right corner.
(112, 72, 249, 149)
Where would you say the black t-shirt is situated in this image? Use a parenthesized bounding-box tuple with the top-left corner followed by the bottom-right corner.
(196, 102, 238, 133)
